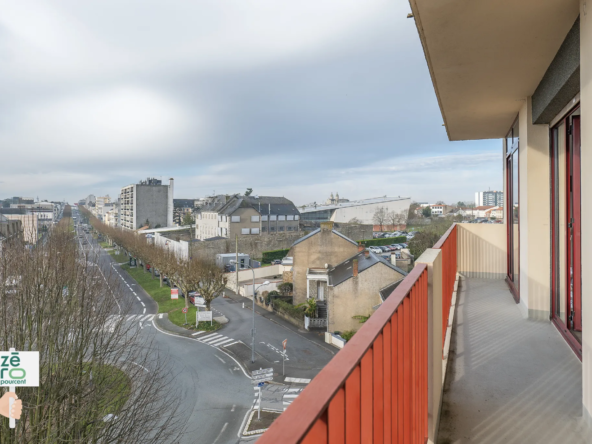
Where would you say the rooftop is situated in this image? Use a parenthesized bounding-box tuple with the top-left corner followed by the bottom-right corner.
(328, 250, 407, 287)
(300, 196, 410, 213)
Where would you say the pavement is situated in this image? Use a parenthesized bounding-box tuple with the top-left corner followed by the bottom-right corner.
(73, 213, 335, 443)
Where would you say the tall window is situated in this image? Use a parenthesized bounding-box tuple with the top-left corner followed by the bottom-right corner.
(506, 118, 519, 302)
(551, 106, 581, 356)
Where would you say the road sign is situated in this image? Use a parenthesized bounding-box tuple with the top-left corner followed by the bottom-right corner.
(182, 307, 188, 314)
(252, 367, 273, 383)
(171, 288, 178, 299)
(193, 297, 205, 306)
(282, 339, 287, 350)
(257, 382, 265, 387)
(197, 311, 212, 322)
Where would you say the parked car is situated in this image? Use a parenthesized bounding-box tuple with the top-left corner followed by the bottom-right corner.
(271, 259, 282, 265)
(379, 246, 390, 253)
(368, 247, 383, 254)
(390, 244, 402, 250)
(400, 243, 408, 248)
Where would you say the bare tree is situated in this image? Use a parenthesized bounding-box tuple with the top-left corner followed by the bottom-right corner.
(194, 260, 228, 311)
(0, 214, 186, 443)
(372, 207, 387, 231)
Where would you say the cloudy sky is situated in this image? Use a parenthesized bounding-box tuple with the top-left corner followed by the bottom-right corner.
(0, 0, 501, 206)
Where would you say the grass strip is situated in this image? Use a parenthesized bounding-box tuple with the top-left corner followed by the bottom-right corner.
(120, 264, 221, 332)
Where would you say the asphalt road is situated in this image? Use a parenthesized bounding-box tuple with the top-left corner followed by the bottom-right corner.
(74, 217, 255, 444)
(72, 210, 335, 442)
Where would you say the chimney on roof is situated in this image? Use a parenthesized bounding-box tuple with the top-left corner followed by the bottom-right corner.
(353, 259, 358, 277)
(364, 250, 370, 258)
(358, 243, 364, 252)
(320, 221, 334, 232)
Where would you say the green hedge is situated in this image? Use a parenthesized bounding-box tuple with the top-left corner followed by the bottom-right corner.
(273, 298, 305, 321)
(357, 236, 407, 247)
(262, 248, 290, 263)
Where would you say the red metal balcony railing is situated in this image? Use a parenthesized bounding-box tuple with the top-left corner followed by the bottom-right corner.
(433, 223, 458, 346)
(258, 264, 429, 444)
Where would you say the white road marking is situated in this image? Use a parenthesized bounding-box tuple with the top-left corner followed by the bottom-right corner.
(140, 315, 152, 321)
(191, 331, 206, 336)
(231, 405, 236, 412)
(200, 334, 225, 344)
(210, 337, 235, 347)
(223, 341, 238, 347)
(283, 394, 298, 398)
(140, 302, 145, 307)
(143, 307, 146, 314)
(212, 422, 228, 444)
(159, 314, 163, 319)
(284, 377, 311, 384)
(199, 333, 221, 341)
(136, 297, 141, 301)
(215, 356, 226, 364)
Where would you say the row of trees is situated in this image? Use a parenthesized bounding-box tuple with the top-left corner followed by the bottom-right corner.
(79, 207, 226, 311)
(0, 216, 184, 442)
(371, 208, 408, 231)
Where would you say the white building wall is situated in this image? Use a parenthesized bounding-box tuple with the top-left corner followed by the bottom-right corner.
(329, 198, 411, 224)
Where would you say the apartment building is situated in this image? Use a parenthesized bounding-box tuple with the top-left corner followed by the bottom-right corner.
(260, 3, 592, 444)
(475, 190, 504, 207)
(119, 178, 174, 230)
(196, 194, 300, 240)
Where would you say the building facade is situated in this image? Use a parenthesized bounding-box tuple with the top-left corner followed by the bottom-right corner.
(196, 195, 300, 240)
(300, 196, 411, 225)
(119, 178, 174, 230)
(475, 190, 504, 207)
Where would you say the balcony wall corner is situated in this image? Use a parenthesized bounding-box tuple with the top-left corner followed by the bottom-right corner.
(415, 248, 443, 443)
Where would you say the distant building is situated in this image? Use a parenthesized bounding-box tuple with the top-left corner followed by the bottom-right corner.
(475, 190, 504, 207)
(430, 204, 452, 215)
(0, 215, 22, 252)
(196, 194, 300, 240)
(119, 178, 174, 230)
(173, 199, 197, 226)
(300, 196, 411, 225)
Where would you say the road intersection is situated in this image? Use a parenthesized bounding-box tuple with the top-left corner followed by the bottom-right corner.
(73, 212, 334, 443)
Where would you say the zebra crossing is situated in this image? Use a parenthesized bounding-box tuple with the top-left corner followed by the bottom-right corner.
(104, 314, 156, 331)
(191, 331, 238, 348)
(282, 388, 303, 411)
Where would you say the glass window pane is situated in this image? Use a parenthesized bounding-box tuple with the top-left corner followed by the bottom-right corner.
(557, 122, 567, 325)
(512, 150, 519, 285)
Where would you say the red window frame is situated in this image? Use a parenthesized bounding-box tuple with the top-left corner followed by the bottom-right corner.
(550, 106, 582, 359)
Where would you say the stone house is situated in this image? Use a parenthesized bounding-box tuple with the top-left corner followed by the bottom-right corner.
(288, 221, 406, 333)
(289, 221, 359, 306)
(326, 250, 406, 333)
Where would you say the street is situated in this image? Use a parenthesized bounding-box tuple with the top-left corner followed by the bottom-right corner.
(73, 212, 334, 443)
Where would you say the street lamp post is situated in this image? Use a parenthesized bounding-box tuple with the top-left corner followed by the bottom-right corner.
(231, 260, 269, 363)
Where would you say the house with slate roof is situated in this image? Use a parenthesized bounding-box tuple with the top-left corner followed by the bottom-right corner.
(288, 221, 406, 333)
(195, 194, 300, 240)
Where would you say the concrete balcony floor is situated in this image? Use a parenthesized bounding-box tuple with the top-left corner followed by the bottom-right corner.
(438, 278, 592, 444)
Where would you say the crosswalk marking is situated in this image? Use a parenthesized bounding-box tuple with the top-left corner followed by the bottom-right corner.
(195, 333, 238, 348)
(106, 314, 155, 324)
(200, 334, 223, 343)
(209, 337, 234, 347)
(284, 377, 311, 384)
(192, 331, 206, 336)
(283, 388, 303, 410)
(199, 333, 221, 341)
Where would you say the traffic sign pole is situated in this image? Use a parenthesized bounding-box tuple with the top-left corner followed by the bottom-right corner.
(283, 340, 288, 376)
(258, 386, 262, 419)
